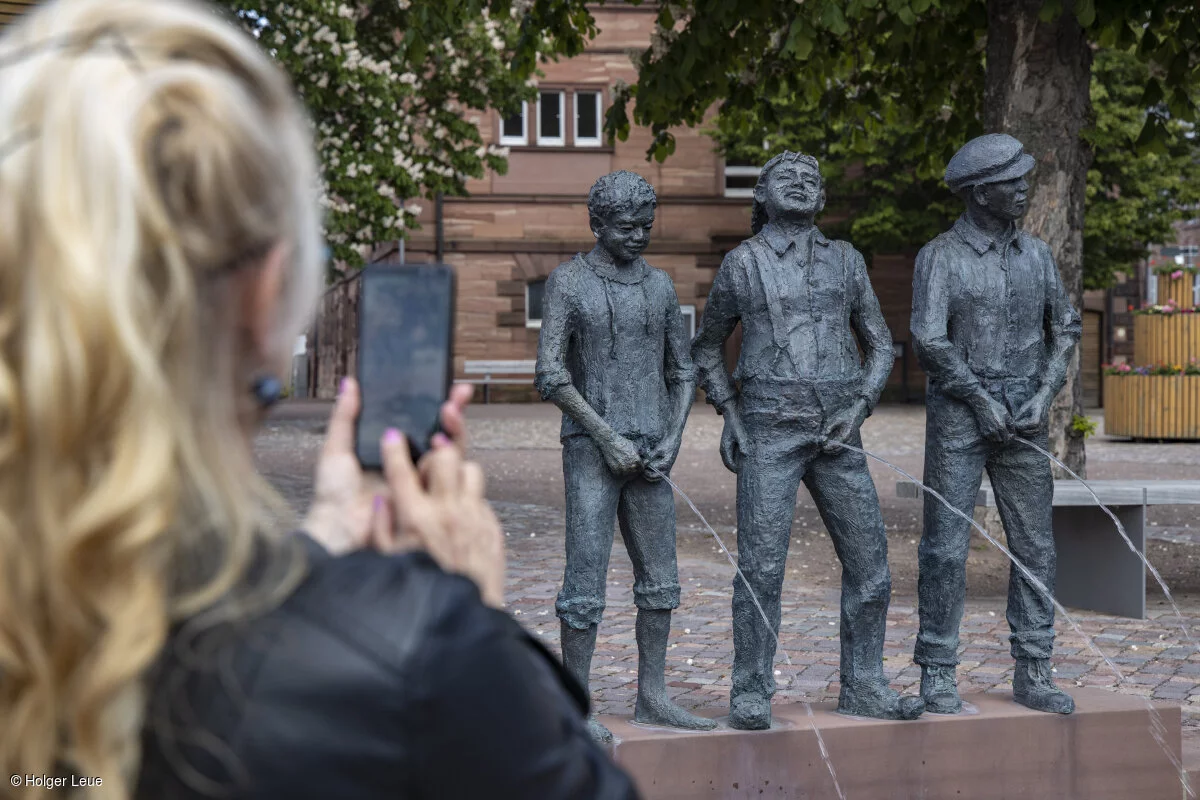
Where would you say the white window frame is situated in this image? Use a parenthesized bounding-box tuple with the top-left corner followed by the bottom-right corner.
(724, 163, 762, 199)
(1147, 263, 1159, 305)
(1183, 247, 1200, 306)
(499, 101, 528, 146)
(573, 90, 603, 147)
(525, 279, 546, 329)
(679, 304, 697, 340)
(536, 91, 566, 147)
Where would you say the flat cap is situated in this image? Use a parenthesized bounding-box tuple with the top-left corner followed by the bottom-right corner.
(944, 133, 1035, 193)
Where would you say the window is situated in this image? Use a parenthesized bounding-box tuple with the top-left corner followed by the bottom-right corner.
(1182, 246, 1200, 306)
(537, 91, 565, 146)
(500, 102, 528, 146)
(1146, 264, 1159, 304)
(574, 91, 602, 147)
(526, 279, 546, 328)
(724, 160, 761, 198)
(679, 304, 697, 340)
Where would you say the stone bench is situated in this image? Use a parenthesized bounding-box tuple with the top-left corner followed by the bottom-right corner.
(896, 479, 1200, 619)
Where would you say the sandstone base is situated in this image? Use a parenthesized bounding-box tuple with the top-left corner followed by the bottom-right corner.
(600, 688, 1183, 800)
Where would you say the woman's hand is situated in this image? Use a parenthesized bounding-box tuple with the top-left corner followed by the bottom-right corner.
(302, 378, 384, 555)
(303, 380, 477, 556)
(377, 422, 507, 609)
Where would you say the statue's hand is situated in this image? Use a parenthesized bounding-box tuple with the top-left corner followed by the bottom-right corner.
(601, 434, 643, 477)
(642, 436, 682, 482)
(719, 407, 746, 474)
(1013, 390, 1052, 437)
(821, 399, 869, 454)
(975, 395, 1015, 444)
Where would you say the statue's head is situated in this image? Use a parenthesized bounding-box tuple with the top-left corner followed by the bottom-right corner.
(945, 133, 1035, 223)
(751, 151, 825, 235)
(587, 171, 657, 263)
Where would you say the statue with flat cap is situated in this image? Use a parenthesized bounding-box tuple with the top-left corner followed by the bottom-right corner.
(911, 133, 1082, 715)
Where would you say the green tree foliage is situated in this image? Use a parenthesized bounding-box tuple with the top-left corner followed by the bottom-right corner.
(602, 1, 1200, 281)
(608, 1, 1199, 161)
(1085, 50, 1200, 288)
(213, 0, 599, 272)
(712, 47, 1200, 288)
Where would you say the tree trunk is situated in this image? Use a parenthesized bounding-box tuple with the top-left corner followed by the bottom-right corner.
(984, 0, 1093, 477)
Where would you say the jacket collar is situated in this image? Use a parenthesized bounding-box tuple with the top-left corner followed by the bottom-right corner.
(760, 222, 830, 257)
(581, 249, 649, 284)
(953, 214, 1023, 256)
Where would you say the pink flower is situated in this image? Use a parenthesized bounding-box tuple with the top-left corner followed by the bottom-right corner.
(1119, 363, 1131, 372)
(1171, 269, 1185, 280)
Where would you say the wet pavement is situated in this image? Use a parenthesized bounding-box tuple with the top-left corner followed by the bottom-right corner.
(254, 400, 1200, 727)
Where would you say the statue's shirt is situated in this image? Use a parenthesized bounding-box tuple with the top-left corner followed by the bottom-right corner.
(691, 224, 894, 414)
(534, 253, 695, 444)
(910, 215, 1082, 402)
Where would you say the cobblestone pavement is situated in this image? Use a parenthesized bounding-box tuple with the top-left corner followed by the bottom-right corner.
(255, 400, 1200, 728)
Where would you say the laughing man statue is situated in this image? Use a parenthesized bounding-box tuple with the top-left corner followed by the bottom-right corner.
(535, 171, 718, 742)
(911, 133, 1081, 715)
(692, 151, 925, 729)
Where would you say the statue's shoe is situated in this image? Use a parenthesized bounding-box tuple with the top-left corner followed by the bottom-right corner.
(1013, 658, 1075, 715)
(586, 716, 614, 743)
(837, 682, 925, 721)
(729, 693, 771, 731)
(920, 664, 963, 715)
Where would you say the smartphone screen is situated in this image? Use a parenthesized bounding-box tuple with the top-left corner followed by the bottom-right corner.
(355, 264, 455, 469)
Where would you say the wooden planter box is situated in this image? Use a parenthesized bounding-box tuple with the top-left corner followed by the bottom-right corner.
(1155, 274, 1196, 309)
(1133, 314, 1200, 366)
(1104, 374, 1200, 440)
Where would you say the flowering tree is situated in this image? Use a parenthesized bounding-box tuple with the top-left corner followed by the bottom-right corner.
(213, 0, 597, 273)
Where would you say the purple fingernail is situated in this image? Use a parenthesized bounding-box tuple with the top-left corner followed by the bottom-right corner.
(383, 428, 402, 445)
(432, 433, 451, 448)
(339, 377, 349, 395)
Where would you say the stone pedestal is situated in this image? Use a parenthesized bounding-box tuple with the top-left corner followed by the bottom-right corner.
(600, 688, 1183, 799)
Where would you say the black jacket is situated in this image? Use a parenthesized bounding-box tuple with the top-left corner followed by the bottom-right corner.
(136, 536, 640, 799)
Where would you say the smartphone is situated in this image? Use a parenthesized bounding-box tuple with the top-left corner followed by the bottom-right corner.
(354, 263, 456, 470)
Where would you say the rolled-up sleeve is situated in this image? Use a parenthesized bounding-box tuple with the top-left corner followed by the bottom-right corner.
(691, 251, 742, 409)
(911, 243, 986, 403)
(534, 268, 575, 400)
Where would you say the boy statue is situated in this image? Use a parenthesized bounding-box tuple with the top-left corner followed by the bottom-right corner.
(692, 151, 925, 729)
(911, 133, 1081, 715)
(535, 170, 717, 742)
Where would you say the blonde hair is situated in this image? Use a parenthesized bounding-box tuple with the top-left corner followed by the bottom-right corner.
(0, 1, 325, 797)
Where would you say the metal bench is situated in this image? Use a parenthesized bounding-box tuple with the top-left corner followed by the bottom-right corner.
(461, 359, 537, 404)
(896, 479, 1200, 619)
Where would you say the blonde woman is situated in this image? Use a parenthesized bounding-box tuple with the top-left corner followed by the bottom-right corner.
(0, 1, 640, 798)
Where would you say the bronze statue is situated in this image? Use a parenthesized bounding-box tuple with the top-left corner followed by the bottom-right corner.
(911, 133, 1081, 715)
(692, 151, 925, 729)
(535, 171, 717, 741)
